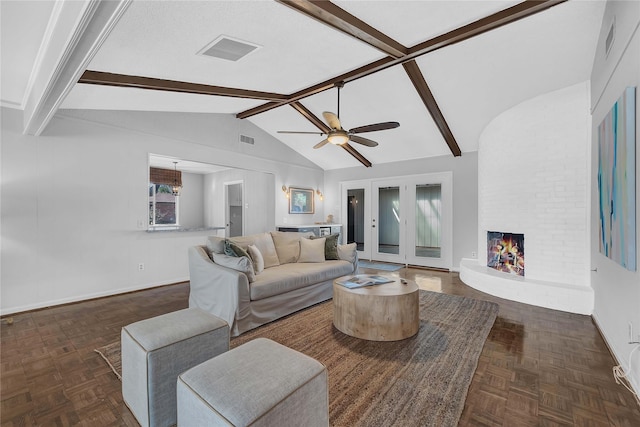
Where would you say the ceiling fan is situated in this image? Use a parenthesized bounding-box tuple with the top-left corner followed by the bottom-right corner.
(278, 83, 399, 149)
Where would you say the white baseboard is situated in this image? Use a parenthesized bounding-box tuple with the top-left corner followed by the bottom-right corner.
(592, 312, 640, 399)
(0, 277, 189, 316)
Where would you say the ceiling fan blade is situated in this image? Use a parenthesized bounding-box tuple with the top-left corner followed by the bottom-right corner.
(322, 111, 342, 130)
(349, 135, 378, 147)
(313, 139, 330, 149)
(349, 121, 400, 134)
(277, 131, 326, 135)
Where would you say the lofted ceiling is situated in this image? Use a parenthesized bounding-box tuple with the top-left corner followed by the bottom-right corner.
(1, 1, 606, 170)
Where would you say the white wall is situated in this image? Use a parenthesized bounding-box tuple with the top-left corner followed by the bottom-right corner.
(478, 82, 591, 287)
(463, 82, 594, 315)
(589, 0, 640, 395)
(178, 172, 204, 228)
(323, 152, 478, 269)
(203, 168, 275, 235)
(0, 107, 323, 314)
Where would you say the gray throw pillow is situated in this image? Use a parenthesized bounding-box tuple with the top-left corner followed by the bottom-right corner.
(225, 239, 253, 261)
(224, 239, 236, 257)
(311, 233, 340, 260)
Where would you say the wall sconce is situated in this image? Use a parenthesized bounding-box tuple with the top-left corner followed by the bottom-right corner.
(316, 189, 323, 201)
(282, 185, 289, 198)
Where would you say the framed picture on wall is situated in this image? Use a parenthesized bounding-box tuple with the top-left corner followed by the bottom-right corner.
(597, 86, 636, 271)
(289, 187, 314, 214)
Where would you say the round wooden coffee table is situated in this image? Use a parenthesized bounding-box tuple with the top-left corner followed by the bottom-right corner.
(333, 276, 420, 341)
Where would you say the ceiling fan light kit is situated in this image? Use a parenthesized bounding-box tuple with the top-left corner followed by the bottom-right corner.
(327, 130, 349, 145)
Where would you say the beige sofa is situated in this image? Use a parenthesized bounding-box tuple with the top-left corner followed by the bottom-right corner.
(188, 231, 358, 336)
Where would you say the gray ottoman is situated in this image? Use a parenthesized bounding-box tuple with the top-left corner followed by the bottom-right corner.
(122, 308, 229, 427)
(177, 338, 328, 427)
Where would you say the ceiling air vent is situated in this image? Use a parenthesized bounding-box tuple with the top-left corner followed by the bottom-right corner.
(198, 36, 260, 62)
(239, 134, 255, 145)
(605, 18, 615, 57)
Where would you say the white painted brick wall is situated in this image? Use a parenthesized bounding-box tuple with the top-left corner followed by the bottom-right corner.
(478, 82, 590, 287)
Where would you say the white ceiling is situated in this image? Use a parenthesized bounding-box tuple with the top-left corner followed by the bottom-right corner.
(0, 0, 56, 109)
(1, 0, 606, 170)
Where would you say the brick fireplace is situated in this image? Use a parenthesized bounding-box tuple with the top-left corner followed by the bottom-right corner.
(459, 83, 593, 314)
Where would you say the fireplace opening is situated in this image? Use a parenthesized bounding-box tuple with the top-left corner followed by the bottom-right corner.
(487, 231, 524, 276)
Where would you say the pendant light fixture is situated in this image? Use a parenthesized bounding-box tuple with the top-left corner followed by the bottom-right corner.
(172, 161, 182, 196)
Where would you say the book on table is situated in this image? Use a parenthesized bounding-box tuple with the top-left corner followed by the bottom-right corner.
(336, 275, 394, 289)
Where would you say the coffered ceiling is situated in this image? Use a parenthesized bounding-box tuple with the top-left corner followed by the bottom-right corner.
(1, 1, 606, 170)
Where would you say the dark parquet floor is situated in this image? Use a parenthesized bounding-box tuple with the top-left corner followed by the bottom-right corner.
(1, 268, 639, 426)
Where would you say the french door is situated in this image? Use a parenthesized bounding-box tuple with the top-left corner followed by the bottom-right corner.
(341, 172, 452, 270)
(372, 179, 405, 263)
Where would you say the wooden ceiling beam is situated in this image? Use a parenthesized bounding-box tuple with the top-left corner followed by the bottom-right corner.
(290, 101, 330, 132)
(340, 143, 372, 168)
(290, 102, 372, 167)
(79, 70, 288, 101)
(276, 1, 463, 157)
(403, 60, 461, 157)
(237, 0, 566, 119)
(78, 1, 566, 165)
(236, 57, 394, 119)
(276, 0, 407, 58)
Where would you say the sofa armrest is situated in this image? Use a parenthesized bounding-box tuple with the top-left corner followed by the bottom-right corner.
(187, 246, 251, 330)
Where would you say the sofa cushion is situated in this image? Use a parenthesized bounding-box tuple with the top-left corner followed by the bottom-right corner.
(337, 243, 357, 264)
(212, 253, 255, 283)
(206, 236, 225, 257)
(247, 244, 264, 274)
(310, 234, 339, 260)
(298, 237, 326, 263)
(230, 233, 280, 269)
(250, 261, 354, 301)
(270, 231, 313, 264)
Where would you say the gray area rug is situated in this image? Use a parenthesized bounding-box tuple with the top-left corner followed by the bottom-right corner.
(96, 290, 498, 426)
(358, 260, 403, 271)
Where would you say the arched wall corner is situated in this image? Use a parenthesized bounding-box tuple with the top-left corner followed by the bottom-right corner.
(461, 82, 593, 314)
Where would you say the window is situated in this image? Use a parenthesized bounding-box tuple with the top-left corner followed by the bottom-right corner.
(149, 184, 179, 227)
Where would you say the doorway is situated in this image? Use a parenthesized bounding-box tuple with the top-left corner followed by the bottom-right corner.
(347, 188, 365, 252)
(341, 172, 452, 269)
(342, 181, 371, 261)
(225, 181, 244, 238)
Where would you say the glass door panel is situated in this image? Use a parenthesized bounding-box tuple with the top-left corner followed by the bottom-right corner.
(341, 181, 371, 260)
(414, 184, 441, 259)
(347, 188, 365, 252)
(378, 186, 400, 255)
(372, 180, 405, 264)
(405, 173, 452, 269)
